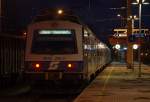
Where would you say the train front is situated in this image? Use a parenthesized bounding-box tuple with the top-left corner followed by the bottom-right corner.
(24, 19, 84, 81)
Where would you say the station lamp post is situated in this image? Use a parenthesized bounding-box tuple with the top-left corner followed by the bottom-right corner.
(129, 15, 138, 29)
(133, 44, 139, 69)
(132, 0, 149, 78)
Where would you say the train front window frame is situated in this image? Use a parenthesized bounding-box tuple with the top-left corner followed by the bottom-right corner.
(31, 29, 78, 54)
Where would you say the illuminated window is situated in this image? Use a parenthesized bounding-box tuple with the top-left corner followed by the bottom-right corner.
(39, 30, 72, 35)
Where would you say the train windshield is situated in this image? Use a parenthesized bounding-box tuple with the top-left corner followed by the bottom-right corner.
(31, 29, 78, 54)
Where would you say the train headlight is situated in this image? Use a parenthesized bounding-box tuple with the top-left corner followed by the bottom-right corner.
(33, 63, 42, 71)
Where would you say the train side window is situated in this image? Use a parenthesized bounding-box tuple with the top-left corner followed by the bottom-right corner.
(83, 28, 90, 37)
(141, 30, 144, 33)
(145, 31, 148, 34)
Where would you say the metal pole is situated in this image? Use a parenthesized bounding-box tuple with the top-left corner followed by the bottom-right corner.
(127, 0, 133, 69)
(131, 17, 134, 70)
(138, 1, 142, 78)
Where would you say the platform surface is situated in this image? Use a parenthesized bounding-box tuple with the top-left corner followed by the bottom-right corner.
(74, 62, 150, 102)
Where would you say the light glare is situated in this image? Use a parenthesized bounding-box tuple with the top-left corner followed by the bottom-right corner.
(133, 44, 138, 49)
(58, 9, 63, 15)
(35, 64, 40, 68)
(115, 44, 120, 49)
(68, 64, 72, 68)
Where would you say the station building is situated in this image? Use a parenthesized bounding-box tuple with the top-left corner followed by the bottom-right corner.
(109, 28, 150, 62)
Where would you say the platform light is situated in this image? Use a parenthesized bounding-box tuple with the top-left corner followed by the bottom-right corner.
(57, 9, 63, 15)
(132, 0, 149, 5)
(133, 44, 138, 49)
(115, 44, 121, 49)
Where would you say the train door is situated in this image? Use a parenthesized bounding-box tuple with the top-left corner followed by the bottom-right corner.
(83, 29, 90, 80)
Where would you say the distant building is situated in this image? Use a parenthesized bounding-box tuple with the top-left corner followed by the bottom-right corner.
(109, 28, 150, 62)
(109, 28, 149, 45)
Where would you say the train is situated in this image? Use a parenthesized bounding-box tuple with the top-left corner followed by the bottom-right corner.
(24, 9, 111, 82)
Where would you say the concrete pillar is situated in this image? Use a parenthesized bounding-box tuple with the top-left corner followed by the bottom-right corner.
(127, 0, 133, 69)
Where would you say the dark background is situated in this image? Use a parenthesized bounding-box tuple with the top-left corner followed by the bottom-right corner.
(1, 0, 150, 43)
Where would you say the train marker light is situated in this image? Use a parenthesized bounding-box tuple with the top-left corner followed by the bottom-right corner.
(66, 63, 75, 71)
(35, 64, 40, 68)
(67, 63, 72, 68)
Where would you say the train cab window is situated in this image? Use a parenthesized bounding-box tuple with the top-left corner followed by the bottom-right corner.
(31, 29, 78, 54)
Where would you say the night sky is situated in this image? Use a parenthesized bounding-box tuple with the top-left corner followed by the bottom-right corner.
(14, 0, 150, 43)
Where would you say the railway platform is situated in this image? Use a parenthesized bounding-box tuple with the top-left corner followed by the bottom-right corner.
(74, 62, 150, 102)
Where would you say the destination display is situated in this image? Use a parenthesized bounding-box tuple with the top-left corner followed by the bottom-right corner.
(38, 29, 72, 35)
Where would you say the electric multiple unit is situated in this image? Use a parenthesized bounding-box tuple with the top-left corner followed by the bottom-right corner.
(24, 12, 111, 82)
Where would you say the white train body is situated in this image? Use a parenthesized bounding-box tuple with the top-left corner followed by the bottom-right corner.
(25, 19, 111, 81)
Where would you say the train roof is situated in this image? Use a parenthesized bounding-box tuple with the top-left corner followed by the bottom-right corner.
(32, 9, 81, 24)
